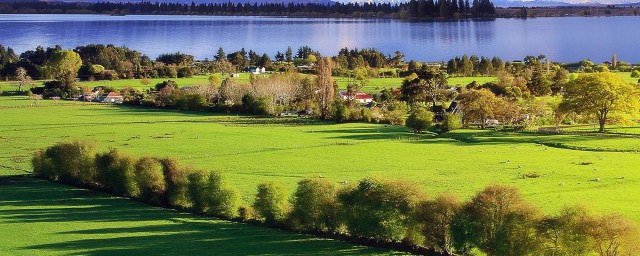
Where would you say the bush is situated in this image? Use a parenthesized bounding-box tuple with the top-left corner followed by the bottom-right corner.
(32, 150, 55, 180)
(289, 178, 340, 232)
(442, 113, 462, 132)
(241, 94, 274, 116)
(631, 70, 640, 78)
(41, 141, 98, 186)
(160, 157, 189, 210)
(338, 177, 424, 241)
(459, 184, 542, 256)
(133, 157, 167, 205)
(187, 169, 239, 218)
(95, 148, 137, 196)
(253, 181, 289, 225)
(536, 206, 593, 256)
(361, 108, 373, 122)
(406, 108, 434, 133)
(414, 194, 462, 255)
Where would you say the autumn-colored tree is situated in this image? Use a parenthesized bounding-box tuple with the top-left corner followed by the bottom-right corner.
(458, 89, 498, 129)
(414, 194, 462, 255)
(562, 72, 640, 132)
(537, 206, 594, 256)
(316, 57, 334, 119)
(586, 213, 640, 256)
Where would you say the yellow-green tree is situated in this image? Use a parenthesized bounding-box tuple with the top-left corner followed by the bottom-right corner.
(47, 50, 82, 86)
(562, 72, 640, 132)
(459, 89, 498, 129)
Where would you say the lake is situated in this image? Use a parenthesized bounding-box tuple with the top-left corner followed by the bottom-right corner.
(0, 14, 638, 63)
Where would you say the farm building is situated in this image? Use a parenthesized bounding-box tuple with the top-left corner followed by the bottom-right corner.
(339, 91, 373, 104)
(99, 92, 124, 104)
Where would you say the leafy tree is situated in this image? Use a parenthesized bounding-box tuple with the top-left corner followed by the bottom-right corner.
(562, 72, 640, 132)
(289, 178, 340, 232)
(47, 50, 82, 87)
(406, 107, 434, 133)
(253, 181, 289, 224)
(536, 206, 594, 256)
(414, 194, 462, 255)
(442, 113, 462, 132)
(461, 185, 542, 256)
(458, 89, 498, 129)
(338, 177, 424, 241)
(95, 148, 137, 197)
(133, 157, 167, 205)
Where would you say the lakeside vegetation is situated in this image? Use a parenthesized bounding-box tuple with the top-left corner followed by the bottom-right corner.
(0, 0, 496, 19)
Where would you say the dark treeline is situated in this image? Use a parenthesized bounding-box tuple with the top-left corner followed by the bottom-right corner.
(33, 140, 640, 256)
(0, 0, 496, 18)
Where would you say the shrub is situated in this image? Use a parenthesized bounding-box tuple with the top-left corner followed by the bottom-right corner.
(406, 108, 434, 133)
(442, 113, 462, 132)
(289, 178, 340, 232)
(133, 157, 167, 205)
(187, 169, 239, 218)
(238, 205, 256, 221)
(160, 158, 190, 210)
(414, 194, 462, 255)
(253, 181, 289, 225)
(45, 141, 98, 186)
(631, 70, 640, 78)
(338, 177, 424, 241)
(204, 170, 239, 218)
(459, 184, 542, 256)
(95, 148, 137, 196)
(32, 150, 55, 180)
(361, 108, 373, 122)
(536, 206, 593, 256)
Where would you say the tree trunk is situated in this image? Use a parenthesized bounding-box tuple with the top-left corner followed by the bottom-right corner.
(599, 119, 606, 133)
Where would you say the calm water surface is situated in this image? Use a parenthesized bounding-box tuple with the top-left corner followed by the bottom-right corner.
(0, 14, 638, 62)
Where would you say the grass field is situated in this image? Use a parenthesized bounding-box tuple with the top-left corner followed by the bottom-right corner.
(333, 76, 496, 92)
(1, 74, 497, 94)
(0, 175, 395, 255)
(1, 96, 640, 225)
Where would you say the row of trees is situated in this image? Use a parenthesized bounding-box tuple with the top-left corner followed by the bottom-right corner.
(33, 140, 640, 256)
(0, 1, 496, 18)
(406, 0, 496, 18)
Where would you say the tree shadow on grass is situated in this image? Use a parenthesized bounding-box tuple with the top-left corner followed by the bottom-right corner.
(0, 176, 394, 255)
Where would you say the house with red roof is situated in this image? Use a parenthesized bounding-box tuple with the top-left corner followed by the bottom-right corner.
(99, 92, 124, 104)
(339, 91, 373, 104)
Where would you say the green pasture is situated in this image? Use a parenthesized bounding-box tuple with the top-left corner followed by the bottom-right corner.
(333, 76, 496, 93)
(0, 175, 394, 255)
(1, 96, 639, 225)
(1, 75, 497, 94)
